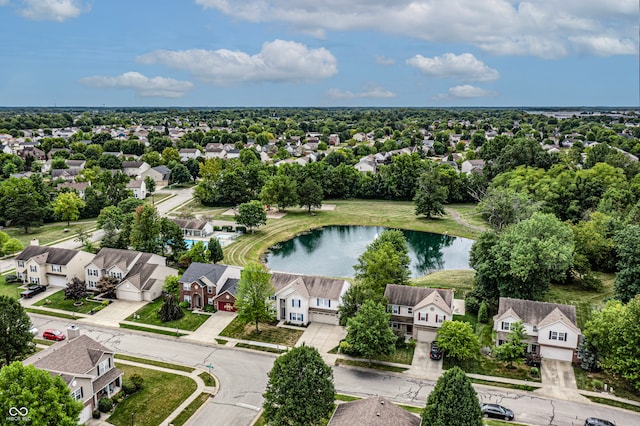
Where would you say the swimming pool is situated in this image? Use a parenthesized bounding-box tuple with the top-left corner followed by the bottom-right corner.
(184, 233, 237, 248)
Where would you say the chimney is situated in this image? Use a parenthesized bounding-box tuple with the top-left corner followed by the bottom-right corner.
(30, 238, 39, 246)
(67, 325, 80, 340)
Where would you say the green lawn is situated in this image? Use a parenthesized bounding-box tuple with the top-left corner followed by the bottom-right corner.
(4, 220, 97, 246)
(219, 199, 482, 267)
(235, 342, 287, 354)
(170, 392, 211, 426)
(574, 367, 640, 402)
(335, 358, 409, 373)
(108, 364, 197, 426)
(114, 354, 195, 373)
(448, 203, 488, 229)
(25, 307, 78, 320)
(369, 346, 415, 365)
(411, 269, 475, 298)
(219, 317, 303, 347)
(126, 298, 210, 331)
(0, 276, 22, 299)
(444, 356, 541, 382)
(198, 371, 216, 387)
(33, 290, 103, 314)
(119, 323, 189, 336)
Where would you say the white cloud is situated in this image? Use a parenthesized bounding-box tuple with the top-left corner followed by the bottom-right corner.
(327, 84, 396, 99)
(569, 35, 638, 56)
(0, 0, 9, 6)
(375, 55, 395, 65)
(406, 53, 499, 82)
(435, 84, 497, 99)
(137, 39, 337, 85)
(78, 72, 194, 98)
(194, 0, 639, 59)
(17, 0, 88, 22)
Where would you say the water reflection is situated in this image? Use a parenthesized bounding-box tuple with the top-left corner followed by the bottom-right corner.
(264, 225, 472, 278)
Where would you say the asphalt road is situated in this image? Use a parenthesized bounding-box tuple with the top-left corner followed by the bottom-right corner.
(30, 316, 640, 426)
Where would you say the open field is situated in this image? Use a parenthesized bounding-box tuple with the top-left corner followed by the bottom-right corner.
(219, 199, 483, 267)
(4, 220, 97, 247)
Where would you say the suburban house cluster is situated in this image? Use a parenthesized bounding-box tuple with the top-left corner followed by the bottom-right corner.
(15, 242, 177, 301)
(27, 328, 122, 424)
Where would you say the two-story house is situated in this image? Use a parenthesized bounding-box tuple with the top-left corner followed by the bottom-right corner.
(122, 161, 151, 178)
(271, 272, 350, 326)
(84, 248, 177, 301)
(384, 284, 455, 342)
(30, 329, 122, 424)
(15, 242, 95, 287)
(126, 179, 147, 199)
(493, 297, 581, 362)
(179, 262, 242, 311)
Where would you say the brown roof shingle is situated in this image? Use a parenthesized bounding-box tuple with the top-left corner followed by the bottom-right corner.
(329, 397, 420, 426)
(494, 297, 578, 327)
(33, 335, 113, 375)
(384, 284, 453, 309)
(271, 272, 347, 300)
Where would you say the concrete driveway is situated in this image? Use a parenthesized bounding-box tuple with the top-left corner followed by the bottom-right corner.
(297, 323, 346, 354)
(79, 300, 147, 327)
(407, 341, 442, 380)
(541, 359, 577, 389)
(184, 311, 236, 344)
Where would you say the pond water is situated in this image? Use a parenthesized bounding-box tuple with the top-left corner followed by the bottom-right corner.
(264, 225, 473, 278)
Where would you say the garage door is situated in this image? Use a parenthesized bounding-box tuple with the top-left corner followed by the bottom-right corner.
(416, 328, 437, 343)
(540, 346, 573, 362)
(309, 311, 339, 325)
(48, 275, 67, 287)
(79, 405, 92, 424)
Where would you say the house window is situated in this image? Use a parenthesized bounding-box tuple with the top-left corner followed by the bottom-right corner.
(88, 281, 97, 289)
(418, 313, 428, 321)
(407, 307, 413, 314)
(51, 265, 62, 273)
(391, 322, 399, 329)
(30, 265, 37, 272)
(97, 359, 110, 376)
(207, 298, 213, 305)
(436, 314, 445, 323)
(184, 295, 191, 304)
(29, 277, 40, 284)
(71, 387, 83, 401)
(289, 313, 304, 322)
(183, 283, 191, 291)
(110, 272, 122, 280)
(291, 299, 301, 308)
(270, 295, 276, 300)
(207, 286, 214, 294)
(17, 261, 24, 268)
(533, 325, 538, 332)
(501, 321, 510, 331)
(407, 325, 413, 333)
(548, 331, 567, 341)
(88, 269, 99, 276)
(392, 305, 400, 315)
(316, 298, 331, 308)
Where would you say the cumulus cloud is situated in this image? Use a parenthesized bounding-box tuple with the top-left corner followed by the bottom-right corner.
(327, 84, 396, 100)
(194, 0, 638, 59)
(78, 72, 194, 98)
(569, 35, 638, 56)
(434, 84, 497, 100)
(137, 39, 337, 85)
(17, 0, 88, 22)
(375, 55, 395, 65)
(406, 52, 499, 82)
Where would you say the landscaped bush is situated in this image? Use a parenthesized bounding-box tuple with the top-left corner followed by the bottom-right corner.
(591, 379, 604, 390)
(464, 295, 481, 315)
(179, 301, 190, 309)
(529, 367, 539, 378)
(92, 410, 101, 419)
(98, 397, 113, 413)
(102, 300, 110, 306)
(4, 274, 18, 283)
(339, 340, 354, 355)
(131, 373, 144, 391)
(123, 380, 137, 395)
(213, 226, 221, 231)
(236, 226, 246, 233)
(203, 305, 216, 313)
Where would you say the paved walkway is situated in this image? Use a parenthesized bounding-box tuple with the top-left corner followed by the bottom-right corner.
(183, 311, 236, 344)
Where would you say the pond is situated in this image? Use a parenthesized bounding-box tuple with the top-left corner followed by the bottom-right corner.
(264, 225, 473, 278)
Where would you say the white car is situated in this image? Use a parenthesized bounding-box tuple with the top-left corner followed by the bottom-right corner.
(29, 325, 38, 335)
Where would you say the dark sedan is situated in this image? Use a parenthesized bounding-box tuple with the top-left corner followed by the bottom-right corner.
(585, 418, 616, 426)
(481, 403, 514, 421)
(429, 341, 442, 360)
(20, 284, 46, 299)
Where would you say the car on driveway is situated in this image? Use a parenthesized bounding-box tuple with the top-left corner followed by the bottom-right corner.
(481, 403, 514, 421)
(42, 329, 66, 341)
(585, 418, 616, 426)
(20, 284, 46, 299)
(429, 341, 442, 360)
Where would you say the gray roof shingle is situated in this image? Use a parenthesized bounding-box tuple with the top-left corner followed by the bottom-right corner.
(33, 335, 113, 375)
(494, 297, 578, 326)
(384, 284, 453, 308)
(271, 272, 347, 300)
(16, 245, 79, 265)
(329, 397, 420, 426)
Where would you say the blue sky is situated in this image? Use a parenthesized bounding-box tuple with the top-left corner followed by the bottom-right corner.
(0, 0, 638, 107)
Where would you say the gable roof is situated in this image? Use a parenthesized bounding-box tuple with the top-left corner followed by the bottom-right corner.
(414, 289, 453, 314)
(152, 165, 171, 180)
(271, 272, 347, 300)
(494, 297, 578, 328)
(384, 284, 454, 309)
(218, 278, 239, 295)
(16, 245, 80, 266)
(33, 334, 113, 376)
(122, 161, 144, 168)
(329, 397, 420, 426)
(180, 262, 228, 287)
(537, 307, 581, 334)
(171, 218, 209, 230)
(90, 248, 141, 271)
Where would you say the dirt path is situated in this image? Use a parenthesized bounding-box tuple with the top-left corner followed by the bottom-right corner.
(445, 208, 486, 233)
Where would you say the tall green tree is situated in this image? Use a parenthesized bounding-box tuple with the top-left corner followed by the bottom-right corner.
(97, 206, 125, 248)
(354, 230, 411, 293)
(337, 282, 387, 326)
(422, 366, 483, 426)
(613, 224, 640, 303)
(477, 187, 539, 231)
(297, 178, 323, 213)
(170, 163, 191, 185)
(144, 175, 156, 204)
(208, 237, 224, 263)
(235, 200, 267, 233)
(159, 217, 186, 258)
(345, 300, 397, 365)
(52, 191, 85, 226)
(494, 320, 528, 367)
(0, 296, 34, 367)
(0, 177, 48, 233)
(261, 174, 299, 211)
(414, 166, 448, 219)
(130, 204, 160, 253)
(0, 362, 83, 426)
(435, 320, 479, 362)
(235, 262, 275, 333)
(263, 344, 335, 426)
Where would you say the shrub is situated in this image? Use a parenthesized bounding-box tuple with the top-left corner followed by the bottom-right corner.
(92, 410, 101, 419)
(123, 380, 137, 395)
(477, 301, 488, 323)
(236, 226, 246, 233)
(339, 340, 354, 355)
(130, 373, 144, 391)
(591, 379, 603, 390)
(4, 274, 18, 283)
(98, 397, 113, 413)
(203, 304, 216, 313)
(529, 367, 539, 377)
(179, 301, 190, 309)
(213, 226, 221, 231)
(101, 300, 110, 306)
(464, 294, 481, 315)
(407, 338, 416, 349)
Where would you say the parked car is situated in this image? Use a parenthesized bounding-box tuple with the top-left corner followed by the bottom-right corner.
(481, 403, 514, 421)
(42, 329, 66, 341)
(4, 274, 18, 283)
(20, 284, 46, 299)
(429, 341, 442, 360)
(585, 418, 616, 426)
(29, 325, 38, 335)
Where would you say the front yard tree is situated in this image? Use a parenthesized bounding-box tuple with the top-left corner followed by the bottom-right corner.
(170, 163, 191, 186)
(337, 282, 387, 326)
(263, 344, 335, 426)
(163, 275, 180, 298)
(0, 296, 34, 367)
(0, 362, 83, 426)
(613, 224, 640, 303)
(345, 300, 397, 365)
(422, 366, 483, 426)
(64, 277, 88, 303)
(495, 320, 528, 367)
(260, 174, 299, 211)
(52, 192, 85, 226)
(354, 229, 410, 293)
(97, 206, 124, 248)
(298, 178, 323, 213)
(235, 261, 275, 333)
(435, 320, 479, 362)
(144, 175, 156, 203)
(235, 200, 267, 233)
(97, 275, 119, 299)
(158, 293, 184, 322)
(208, 237, 224, 263)
(414, 166, 448, 219)
(130, 204, 160, 253)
